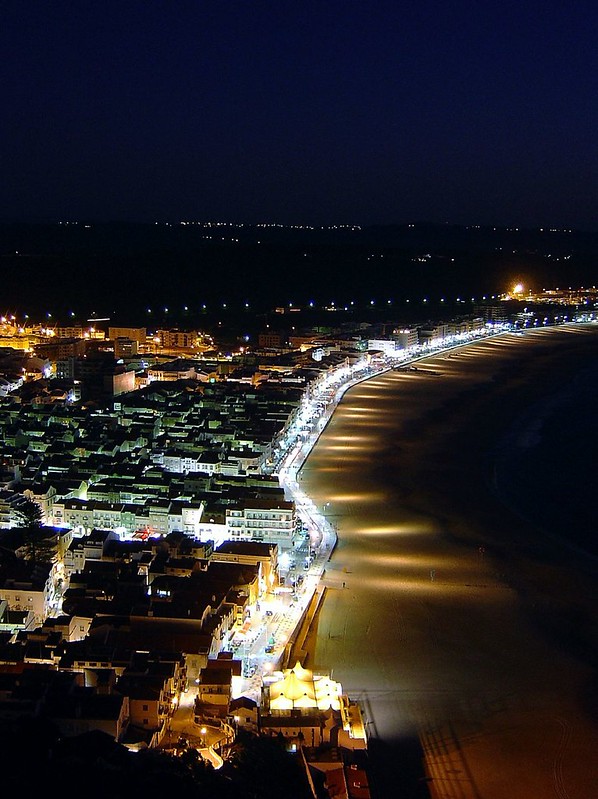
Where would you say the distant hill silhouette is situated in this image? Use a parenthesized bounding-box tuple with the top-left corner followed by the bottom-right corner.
(1, 222, 595, 325)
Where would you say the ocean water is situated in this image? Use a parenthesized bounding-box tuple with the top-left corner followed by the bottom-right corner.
(495, 357, 598, 559)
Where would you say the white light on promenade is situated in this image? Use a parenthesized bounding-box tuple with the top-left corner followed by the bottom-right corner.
(274, 322, 516, 555)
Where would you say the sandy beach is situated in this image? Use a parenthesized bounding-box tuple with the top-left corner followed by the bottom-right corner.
(300, 326, 598, 799)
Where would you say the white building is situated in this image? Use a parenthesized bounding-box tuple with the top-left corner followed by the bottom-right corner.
(0, 562, 56, 624)
(53, 498, 204, 537)
(226, 499, 296, 548)
(392, 328, 419, 349)
(367, 339, 400, 356)
(418, 323, 449, 344)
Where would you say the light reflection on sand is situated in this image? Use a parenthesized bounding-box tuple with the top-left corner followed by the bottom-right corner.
(301, 325, 598, 799)
(326, 491, 386, 503)
(358, 523, 434, 536)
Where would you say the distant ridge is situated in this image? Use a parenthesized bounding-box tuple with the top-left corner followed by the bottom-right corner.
(0, 222, 596, 324)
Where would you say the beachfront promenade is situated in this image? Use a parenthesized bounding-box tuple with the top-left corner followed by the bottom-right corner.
(295, 324, 598, 798)
(276, 323, 513, 536)
(233, 327, 513, 697)
(257, 327, 512, 670)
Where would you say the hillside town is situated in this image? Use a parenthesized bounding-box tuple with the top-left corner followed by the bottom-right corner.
(0, 296, 590, 796)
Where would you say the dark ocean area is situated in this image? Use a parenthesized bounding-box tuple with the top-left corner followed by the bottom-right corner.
(494, 355, 598, 560)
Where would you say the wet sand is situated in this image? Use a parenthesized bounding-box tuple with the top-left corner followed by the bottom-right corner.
(301, 326, 598, 799)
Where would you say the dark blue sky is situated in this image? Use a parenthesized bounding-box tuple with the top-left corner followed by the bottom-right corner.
(1, 1, 596, 228)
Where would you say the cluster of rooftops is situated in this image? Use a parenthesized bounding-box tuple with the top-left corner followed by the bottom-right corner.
(0, 379, 306, 543)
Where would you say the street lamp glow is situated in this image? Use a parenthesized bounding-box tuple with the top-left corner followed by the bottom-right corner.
(512, 283, 524, 295)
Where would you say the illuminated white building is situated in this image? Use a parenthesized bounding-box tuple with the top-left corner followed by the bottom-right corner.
(0, 561, 56, 624)
(392, 327, 419, 349)
(367, 338, 401, 355)
(52, 498, 204, 537)
(418, 323, 449, 344)
(226, 499, 296, 547)
(260, 661, 367, 750)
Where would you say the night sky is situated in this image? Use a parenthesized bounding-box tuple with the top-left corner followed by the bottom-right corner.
(1, 1, 596, 229)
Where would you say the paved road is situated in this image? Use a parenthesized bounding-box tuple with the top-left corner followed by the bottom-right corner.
(162, 687, 232, 767)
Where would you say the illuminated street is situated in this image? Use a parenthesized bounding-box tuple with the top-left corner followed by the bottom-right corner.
(299, 326, 598, 798)
(161, 687, 230, 763)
